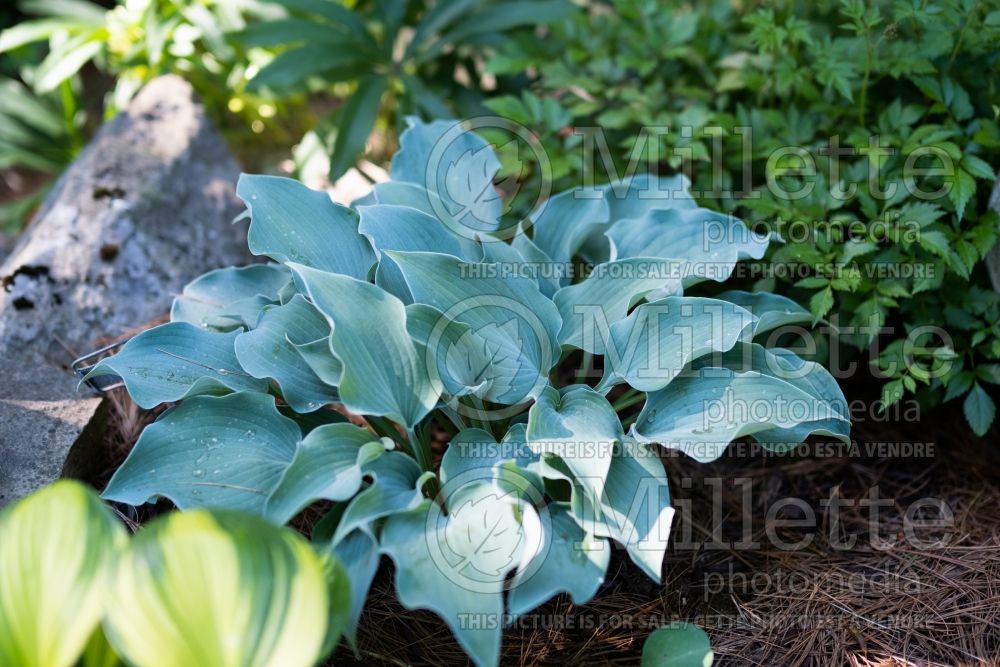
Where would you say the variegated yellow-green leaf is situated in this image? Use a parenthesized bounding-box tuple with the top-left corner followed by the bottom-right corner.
(104, 510, 331, 667)
(0, 480, 126, 667)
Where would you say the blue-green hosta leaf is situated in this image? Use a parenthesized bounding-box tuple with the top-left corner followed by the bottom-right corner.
(641, 622, 714, 667)
(406, 304, 494, 398)
(279, 407, 348, 435)
(633, 344, 850, 462)
(381, 484, 541, 667)
(389, 117, 502, 237)
(333, 451, 433, 544)
(103, 392, 300, 513)
(690, 344, 850, 450)
(477, 235, 564, 300)
(359, 204, 481, 302)
(328, 529, 380, 651)
(234, 295, 339, 413)
(104, 510, 331, 667)
(369, 181, 483, 256)
(389, 251, 562, 405)
(439, 426, 544, 498)
(358, 204, 478, 260)
(606, 208, 769, 285)
(511, 232, 561, 297)
(716, 290, 812, 336)
(264, 423, 388, 524)
(596, 297, 756, 393)
(0, 481, 126, 667)
(594, 438, 673, 581)
(526, 385, 623, 503)
(602, 173, 696, 219)
(171, 264, 291, 331)
(292, 336, 343, 386)
(237, 174, 375, 279)
(578, 173, 697, 264)
(527, 188, 609, 267)
(290, 263, 439, 427)
(554, 258, 683, 353)
(83, 323, 268, 409)
(507, 503, 609, 617)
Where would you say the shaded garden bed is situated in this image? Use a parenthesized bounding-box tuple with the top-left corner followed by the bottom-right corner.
(85, 370, 1000, 666)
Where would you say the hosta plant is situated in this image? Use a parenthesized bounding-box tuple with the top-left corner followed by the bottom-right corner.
(0, 480, 348, 667)
(87, 118, 850, 666)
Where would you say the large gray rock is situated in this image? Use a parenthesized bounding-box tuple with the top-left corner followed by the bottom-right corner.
(0, 74, 249, 506)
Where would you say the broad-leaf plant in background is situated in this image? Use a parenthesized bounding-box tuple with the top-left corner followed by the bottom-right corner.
(488, 0, 1000, 435)
(0, 480, 349, 667)
(86, 119, 850, 666)
(236, 0, 576, 180)
(0, 0, 312, 228)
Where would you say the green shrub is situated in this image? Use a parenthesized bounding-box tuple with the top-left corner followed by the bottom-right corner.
(234, 0, 576, 179)
(489, 0, 1000, 435)
(88, 118, 850, 666)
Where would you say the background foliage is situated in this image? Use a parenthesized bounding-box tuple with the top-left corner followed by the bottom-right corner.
(487, 0, 1000, 435)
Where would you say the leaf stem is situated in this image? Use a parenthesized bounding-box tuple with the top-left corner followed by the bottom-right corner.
(612, 389, 646, 412)
(576, 352, 593, 383)
(367, 415, 413, 455)
(947, 2, 976, 70)
(406, 425, 433, 472)
(439, 404, 467, 433)
(857, 30, 873, 126)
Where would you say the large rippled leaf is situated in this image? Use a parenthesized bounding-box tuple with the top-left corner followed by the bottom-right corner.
(389, 250, 562, 404)
(632, 343, 850, 462)
(291, 263, 439, 427)
(292, 336, 343, 386)
(83, 322, 268, 409)
(102, 392, 301, 513)
(237, 174, 375, 279)
(594, 438, 674, 581)
(104, 510, 330, 667)
(389, 117, 502, 237)
(0, 481, 126, 667)
(690, 343, 851, 451)
(171, 264, 291, 330)
(332, 451, 432, 544)
(358, 204, 478, 260)
(439, 426, 541, 491)
(264, 423, 388, 524)
(554, 258, 683, 353)
(507, 503, 609, 617)
(596, 297, 755, 393)
(527, 188, 609, 267)
(716, 290, 812, 336)
(526, 385, 623, 504)
(578, 173, 697, 264)
(606, 207, 769, 285)
(369, 181, 483, 256)
(381, 484, 540, 667)
(325, 529, 380, 651)
(510, 231, 562, 297)
(406, 303, 494, 398)
(235, 294, 339, 412)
